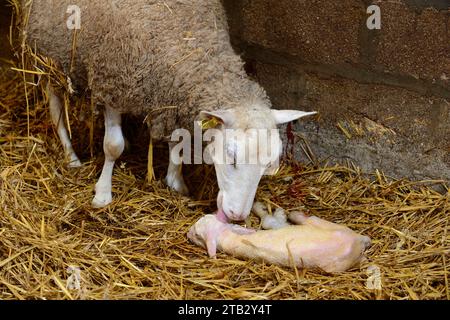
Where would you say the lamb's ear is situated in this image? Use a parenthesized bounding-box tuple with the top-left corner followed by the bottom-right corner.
(205, 230, 218, 258)
(199, 110, 234, 128)
(272, 110, 317, 125)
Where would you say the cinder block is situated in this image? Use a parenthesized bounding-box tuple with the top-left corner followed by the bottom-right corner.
(252, 61, 450, 181)
(375, 2, 449, 84)
(235, 0, 364, 65)
(225, 0, 449, 88)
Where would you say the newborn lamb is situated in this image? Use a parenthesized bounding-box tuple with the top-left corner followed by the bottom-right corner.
(188, 204, 371, 273)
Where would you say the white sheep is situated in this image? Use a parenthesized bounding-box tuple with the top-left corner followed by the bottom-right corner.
(188, 203, 371, 273)
(25, 0, 316, 218)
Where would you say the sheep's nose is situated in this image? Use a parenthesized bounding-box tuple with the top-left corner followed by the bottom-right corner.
(227, 209, 245, 222)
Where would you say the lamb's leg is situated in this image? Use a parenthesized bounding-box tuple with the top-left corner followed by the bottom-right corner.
(288, 211, 343, 231)
(252, 202, 289, 230)
(165, 142, 189, 196)
(289, 211, 372, 249)
(47, 84, 81, 168)
(92, 107, 124, 208)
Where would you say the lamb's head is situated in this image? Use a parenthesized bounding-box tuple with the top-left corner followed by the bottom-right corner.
(188, 214, 228, 257)
(188, 214, 257, 257)
(200, 107, 317, 222)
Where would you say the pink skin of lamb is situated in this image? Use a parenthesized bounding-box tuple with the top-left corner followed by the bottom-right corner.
(188, 209, 371, 273)
(188, 212, 255, 257)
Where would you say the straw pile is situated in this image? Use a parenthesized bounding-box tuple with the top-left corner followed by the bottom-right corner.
(1, 0, 449, 298)
(0, 65, 449, 300)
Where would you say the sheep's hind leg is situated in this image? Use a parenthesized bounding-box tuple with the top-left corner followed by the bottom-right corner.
(92, 107, 124, 208)
(165, 142, 189, 196)
(47, 84, 81, 168)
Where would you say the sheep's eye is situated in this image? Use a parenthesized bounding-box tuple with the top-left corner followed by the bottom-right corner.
(226, 144, 238, 169)
(231, 156, 237, 169)
(227, 151, 237, 169)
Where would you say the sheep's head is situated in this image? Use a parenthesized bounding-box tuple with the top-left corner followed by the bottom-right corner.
(200, 107, 317, 222)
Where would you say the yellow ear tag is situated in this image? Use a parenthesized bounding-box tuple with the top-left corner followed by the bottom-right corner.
(267, 165, 280, 176)
(199, 117, 222, 130)
(273, 166, 281, 176)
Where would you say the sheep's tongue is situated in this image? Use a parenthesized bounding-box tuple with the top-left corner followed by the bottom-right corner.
(216, 208, 229, 223)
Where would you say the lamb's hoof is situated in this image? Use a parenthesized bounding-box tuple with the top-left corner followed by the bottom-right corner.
(288, 211, 309, 225)
(165, 176, 189, 196)
(252, 202, 269, 219)
(361, 236, 372, 249)
(92, 194, 112, 208)
(273, 208, 287, 221)
(261, 216, 289, 230)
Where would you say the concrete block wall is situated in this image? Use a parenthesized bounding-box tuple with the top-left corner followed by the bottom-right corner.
(223, 0, 449, 183)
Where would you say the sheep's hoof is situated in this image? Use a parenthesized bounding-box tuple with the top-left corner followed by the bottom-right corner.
(174, 183, 190, 196)
(92, 194, 112, 208)
(68, 159, 82, 168)
(165, 176, 190, 196)
(67, 154, 82, 168)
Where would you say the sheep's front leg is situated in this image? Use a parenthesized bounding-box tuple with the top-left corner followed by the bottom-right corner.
(92, 107, 124, 208)
(165, 142, 189, 196)
(47, 84, 81, 168)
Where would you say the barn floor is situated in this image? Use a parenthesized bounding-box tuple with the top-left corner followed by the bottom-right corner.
(0, 66, 449, 300)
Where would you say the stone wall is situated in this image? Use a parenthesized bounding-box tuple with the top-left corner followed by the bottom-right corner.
(223, 0, 449, 183)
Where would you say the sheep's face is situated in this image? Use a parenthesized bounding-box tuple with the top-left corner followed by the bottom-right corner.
(200, 108, 317, 222)
(213, 128, 282, 222)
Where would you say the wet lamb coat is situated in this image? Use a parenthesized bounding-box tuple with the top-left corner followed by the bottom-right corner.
(25, 0, 270, 139)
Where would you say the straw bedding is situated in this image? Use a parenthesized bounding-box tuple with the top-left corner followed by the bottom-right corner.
(0, 0, 449, 298)
(0, 65, 448, 299)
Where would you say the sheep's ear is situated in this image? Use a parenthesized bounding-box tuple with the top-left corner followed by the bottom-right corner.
(272, 110, 317, 125)
(199, 110, 234, 128)
(205, 230, 218, 258)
